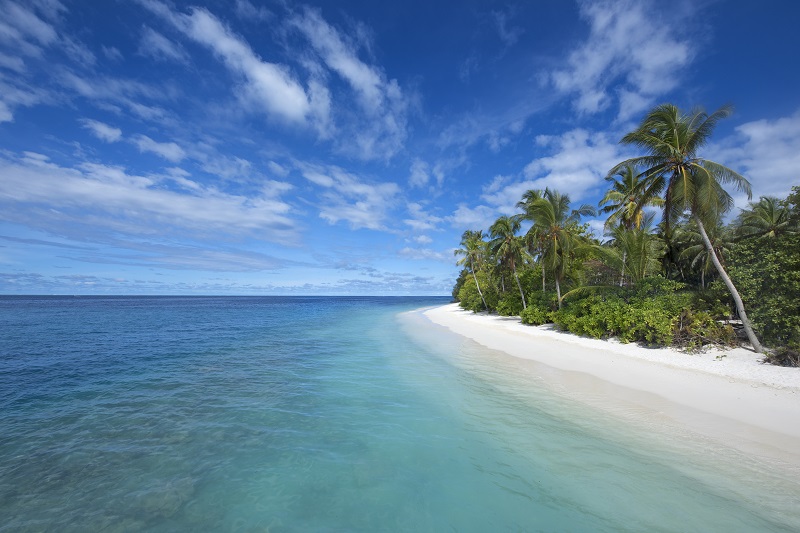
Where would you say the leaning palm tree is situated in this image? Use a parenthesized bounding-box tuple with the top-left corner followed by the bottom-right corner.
(455, 230, 489, 311)
(737, 196, 798, 241)
(681, 216, 733, 289)
(526, 188, 595, 308)
(489, 215, 528, 310)
(599, 164, 664, 230)
(609, 103, 761, 352)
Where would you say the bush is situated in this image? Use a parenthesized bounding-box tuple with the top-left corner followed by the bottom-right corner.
(673, 308, 736, 351)
(521, 305, 552, 325)
(547, 278, 731, 348)
(457, 272, 498, 313)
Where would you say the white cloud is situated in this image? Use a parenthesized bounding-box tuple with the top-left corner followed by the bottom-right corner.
(290, 7, 408, 159)
(0, 152, 296, 242)
(413, 235, 433, 245)
(5, 2, 57, 46)
(0, 52, 25, 72)
(298, 163, 399, 230)
(709, 109, 800, 206)
(267, 161, 289, 177)
(102, 45, 123, 61)
(80, 118, 122, 142)
(449, 204, 499, 230)
(132, 134, 186, 162)
(234, 0, 272, 22)
(404, 202, 443, 232)
(0, 101, 12, 123)
(492, 7, 524, 47)
(549, 0, 692, 120)
(451, 129, 627, 228)
(180, 7, 316, 125)
(409, 159, 429, 188)
(398, 247, 449, 262)
(138, 26, 189, 63)
(511, 128, 625, 204)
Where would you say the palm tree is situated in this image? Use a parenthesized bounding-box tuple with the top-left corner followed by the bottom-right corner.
(605, 214, 664, 285)
(681, 216, 733, 289)
(599, 165, 664, 285)
(489, 215, 528, 310)
(599, 164, 664, 230)
(609, 103, 762, 351)
(737, 196, 797, 240)
(526, 188, 595, 308)
(455, 230, 489, 311)
(517, 189, 547, 292)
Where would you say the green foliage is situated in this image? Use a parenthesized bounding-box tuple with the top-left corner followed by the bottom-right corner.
(457, 271, 498, 313)
(452, 269, 469, 301)
(520, 291, 558, 324)
(728, 233, 800, 357)
(520, 305, 552, 325)
(496, 292, 524, 316)
(546, 278, 729, 347)
(673, 308, 736, 351)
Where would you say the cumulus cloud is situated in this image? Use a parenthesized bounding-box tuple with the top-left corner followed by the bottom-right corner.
(448, 128, 629, 230)
(404, 202, 443, 232)
(709, 109, 800, 206)
(549, 0, 692, 120)
(132, 134, 186, 162)
(449, 204, 499, 231)
(80, 118, 122, 142)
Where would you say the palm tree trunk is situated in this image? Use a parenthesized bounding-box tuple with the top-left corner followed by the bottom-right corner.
(542, 261, 546, 293)
(619, 250, 627, 287)
(694, 214, 763, 353)
(469, 258, 488, 312)
(555, 277, 562, 310)
(513, 265, 527, 310)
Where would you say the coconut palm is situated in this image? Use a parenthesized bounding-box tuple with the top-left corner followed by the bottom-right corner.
(526, 188, 595, 308)
(609, 103, 761, 351)
(737, 196, 798, 240)
(599, 164, 664, 230)
(455, 230, 489, 311)
(489, 215, 528, 310)
(517, 189, 548, 292)
(605, 214, 664, 285)
(681, 216, 733, 289)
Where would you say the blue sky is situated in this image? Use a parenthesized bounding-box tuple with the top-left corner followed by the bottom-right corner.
(1, 0, 798, 295)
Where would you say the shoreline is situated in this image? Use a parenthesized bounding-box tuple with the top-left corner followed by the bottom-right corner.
(421, 303, 800, 466)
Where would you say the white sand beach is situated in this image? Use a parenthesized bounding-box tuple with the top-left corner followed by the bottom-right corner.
(423, 303, 800, 466)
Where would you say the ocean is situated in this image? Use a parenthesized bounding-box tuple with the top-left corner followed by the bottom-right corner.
(1, 296, 798, 532)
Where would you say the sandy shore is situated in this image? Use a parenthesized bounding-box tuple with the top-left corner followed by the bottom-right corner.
(423, 303, 800, 465)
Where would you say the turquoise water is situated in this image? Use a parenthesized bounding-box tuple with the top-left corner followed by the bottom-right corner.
(1, 296, 798, 532)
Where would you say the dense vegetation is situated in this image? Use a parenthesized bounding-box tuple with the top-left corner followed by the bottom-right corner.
(452, 104, 800, 365)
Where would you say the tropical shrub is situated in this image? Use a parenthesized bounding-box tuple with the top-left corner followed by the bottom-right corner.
(727, 232, 800, 364)
(496, 292, 524, 316)
(520, 305, 552, 325)
(457, 271, 498, 313)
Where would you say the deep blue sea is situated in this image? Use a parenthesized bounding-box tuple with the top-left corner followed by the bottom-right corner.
(1, 296, 799, 532)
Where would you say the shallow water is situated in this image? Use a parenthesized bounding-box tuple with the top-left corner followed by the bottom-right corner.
(1, 296, 798, 531)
